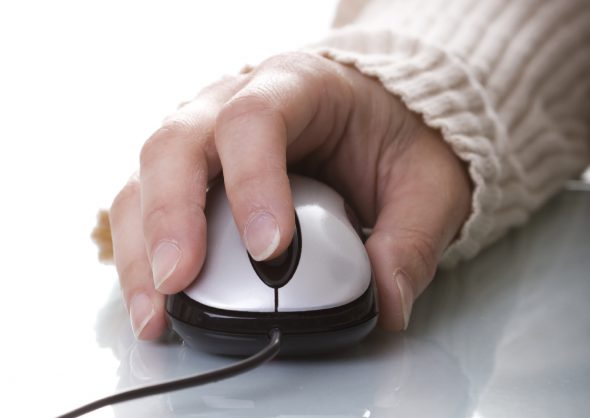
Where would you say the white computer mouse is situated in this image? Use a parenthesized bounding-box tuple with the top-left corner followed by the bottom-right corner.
(166, 175, 378, 356)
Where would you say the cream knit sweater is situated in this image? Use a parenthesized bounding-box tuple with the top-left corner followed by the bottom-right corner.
(307, 0, 590, 267)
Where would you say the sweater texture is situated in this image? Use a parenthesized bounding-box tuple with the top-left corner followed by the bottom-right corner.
(306, 0, 590, 266)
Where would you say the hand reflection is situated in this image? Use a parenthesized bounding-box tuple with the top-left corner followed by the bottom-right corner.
(94, 287, 473, 417)
(94, 193, 585, 417)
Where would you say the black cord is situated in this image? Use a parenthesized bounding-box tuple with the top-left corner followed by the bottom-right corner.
(56, 329, 281, 418)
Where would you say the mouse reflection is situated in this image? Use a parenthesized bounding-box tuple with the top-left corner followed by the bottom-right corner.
(93, 240, 518, 417)
(96, 290, 472, 418)
(94, 220, 525, 418)
(95, 192, 584, 418)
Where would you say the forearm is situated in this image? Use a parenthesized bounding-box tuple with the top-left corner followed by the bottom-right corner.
(309, 0, 590, 266)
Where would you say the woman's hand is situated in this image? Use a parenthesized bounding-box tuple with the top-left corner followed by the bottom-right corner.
(108, 52, 471, 339)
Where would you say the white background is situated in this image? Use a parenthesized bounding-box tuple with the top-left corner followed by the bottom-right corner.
(0, 1, 337, 416)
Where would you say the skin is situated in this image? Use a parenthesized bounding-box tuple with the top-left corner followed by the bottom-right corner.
(109, 52, 472, 339)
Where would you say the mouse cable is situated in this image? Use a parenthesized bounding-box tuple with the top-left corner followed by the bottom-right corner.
(56, 328, 281, 418)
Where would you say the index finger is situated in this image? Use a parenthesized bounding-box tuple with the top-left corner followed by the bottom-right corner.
(215, 52, 354, 261)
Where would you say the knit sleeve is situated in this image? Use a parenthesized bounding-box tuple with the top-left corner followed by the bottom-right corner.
(306, 0, 590, 267)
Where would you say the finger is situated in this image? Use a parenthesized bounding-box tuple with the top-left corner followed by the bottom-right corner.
(215, 53, 353, 260)
(140, 77, 245, 293)
(110, 175, 167, 340)
(366, 128, 471, 331)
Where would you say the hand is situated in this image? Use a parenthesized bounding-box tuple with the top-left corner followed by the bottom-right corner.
(108, 52, 471, 339)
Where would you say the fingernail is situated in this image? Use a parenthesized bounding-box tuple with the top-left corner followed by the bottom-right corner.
(129, 293, 155, 338)
(244, 211, 280, 261)
(152, 241, 182, 289)
(394, 269, 414, 330)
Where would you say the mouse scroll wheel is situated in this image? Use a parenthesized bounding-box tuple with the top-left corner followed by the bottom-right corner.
(248, 213, 302, 289)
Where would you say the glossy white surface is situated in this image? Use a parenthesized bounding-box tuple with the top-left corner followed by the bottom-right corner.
(279, 175, 371, 311)
(186, 175, 372, 312)
(54, 188, 590, 417)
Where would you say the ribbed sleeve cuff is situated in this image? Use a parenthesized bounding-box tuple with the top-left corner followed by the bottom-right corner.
(305, 27, 506, 267)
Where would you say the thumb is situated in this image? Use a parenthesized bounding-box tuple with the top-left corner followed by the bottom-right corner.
(365, 132, 471, 331)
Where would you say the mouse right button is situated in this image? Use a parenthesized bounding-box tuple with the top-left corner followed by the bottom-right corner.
(277, 202, 372, 312)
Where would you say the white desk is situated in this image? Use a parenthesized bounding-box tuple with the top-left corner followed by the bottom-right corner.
(10, 185, 587, 418)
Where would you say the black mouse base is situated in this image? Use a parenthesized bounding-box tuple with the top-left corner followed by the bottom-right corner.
(168, 315, 378, 357)
(166, 285, 378, 357)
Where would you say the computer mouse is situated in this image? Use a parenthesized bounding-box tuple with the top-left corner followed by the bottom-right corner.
(166, 175, 378, 356)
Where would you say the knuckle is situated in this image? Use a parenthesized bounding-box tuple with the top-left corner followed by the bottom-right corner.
(216, 93, 273, 129)
(260, 51, 326, 73)
(160, 113, 199, 135)
(217, 52, 344, 127)
(140, 117, 196, 167)
(266, 51, 345, 84)
(257, 51, 352, 114)
(254, 52, 335, 91)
